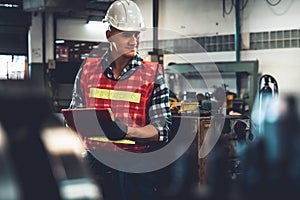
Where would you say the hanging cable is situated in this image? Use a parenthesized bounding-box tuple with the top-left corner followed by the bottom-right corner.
(240, 0, 249, 10)
(223, 0, 234, 16)
(266, 0, 282, 6)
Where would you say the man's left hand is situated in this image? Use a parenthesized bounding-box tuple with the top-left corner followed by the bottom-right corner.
(98, 118, 128, 140)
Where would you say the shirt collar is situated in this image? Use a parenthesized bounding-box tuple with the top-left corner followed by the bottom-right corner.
(101, 50, 144, 70)
(100, 50, 144, 80)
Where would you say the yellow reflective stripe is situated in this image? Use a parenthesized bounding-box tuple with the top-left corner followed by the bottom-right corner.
(90, 88, 110, 99)
(88, 137, 136, 144)
(90, 88, 141, 103)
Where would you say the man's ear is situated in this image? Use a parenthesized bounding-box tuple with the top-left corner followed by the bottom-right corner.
(106, 30, 111, 41)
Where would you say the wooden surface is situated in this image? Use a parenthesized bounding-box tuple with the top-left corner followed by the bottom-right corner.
(171, 116, 211, 185)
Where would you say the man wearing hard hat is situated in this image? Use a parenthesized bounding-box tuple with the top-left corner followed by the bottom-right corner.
(69, 0, 172, 199)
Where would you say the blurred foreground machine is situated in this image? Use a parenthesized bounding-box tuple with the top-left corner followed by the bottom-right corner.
(0, 80, 102, 200)
(240, 76, 300, 200)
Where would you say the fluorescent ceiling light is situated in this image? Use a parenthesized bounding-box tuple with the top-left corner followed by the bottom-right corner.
(56, 40, 65, 44)
(0, 3, 19, 8)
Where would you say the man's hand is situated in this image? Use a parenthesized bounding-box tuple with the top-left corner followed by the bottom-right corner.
(98, 118, 128, 140)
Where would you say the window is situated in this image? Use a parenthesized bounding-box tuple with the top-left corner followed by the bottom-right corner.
(0, 55, 27, 80)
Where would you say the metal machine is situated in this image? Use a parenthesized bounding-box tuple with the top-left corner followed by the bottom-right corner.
(165, 61, 258, 190)
(165, 60, 259, 116)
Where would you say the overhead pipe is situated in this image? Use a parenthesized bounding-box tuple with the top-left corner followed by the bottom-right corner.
(42, 12, 47, 86)
(153, 0, 159, 56)
(234, 0, 241, 62)
(53, 14, 57, 61)
(152, 0, 165, 72)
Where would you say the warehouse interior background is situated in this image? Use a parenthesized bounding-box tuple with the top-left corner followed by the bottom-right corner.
(2, 0, 300, 96)
(1, 0, 300, 200)
(2, 0, 299, 105)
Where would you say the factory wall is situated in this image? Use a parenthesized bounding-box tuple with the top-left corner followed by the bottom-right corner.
(54, 0, 300, 94)
(157, 0, 300, 94)
(56, 18, 108, 42)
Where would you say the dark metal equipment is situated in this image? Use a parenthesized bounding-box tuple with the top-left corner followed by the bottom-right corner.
(0, 125, 21, 200)
(0, 80, 102, 200)
(240, 94, 300, 200)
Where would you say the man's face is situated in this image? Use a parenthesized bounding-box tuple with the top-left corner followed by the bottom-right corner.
(107, 27, 140, 58)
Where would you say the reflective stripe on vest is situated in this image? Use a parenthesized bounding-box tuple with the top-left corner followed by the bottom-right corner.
(89, 88, 141, 103)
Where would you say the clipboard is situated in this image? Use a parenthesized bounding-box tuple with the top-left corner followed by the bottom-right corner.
(61, 108, 135, 144)
(61, 108, 114, 134)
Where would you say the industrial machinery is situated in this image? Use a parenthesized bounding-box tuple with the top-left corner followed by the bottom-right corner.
(165, 61, 258, 191)
(220, 115, 253, 178)
(165, 61, 259, 116)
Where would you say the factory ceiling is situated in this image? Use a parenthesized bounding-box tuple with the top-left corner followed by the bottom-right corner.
(54, 0, 114, 21)
(0, 0, 115, 21)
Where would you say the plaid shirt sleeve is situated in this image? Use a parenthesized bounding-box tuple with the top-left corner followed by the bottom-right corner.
(69, 62, 86, 109)
(148, 71, 172, 142)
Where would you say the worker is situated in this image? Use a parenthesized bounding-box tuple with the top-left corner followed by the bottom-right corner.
(68, 0, 172, 199)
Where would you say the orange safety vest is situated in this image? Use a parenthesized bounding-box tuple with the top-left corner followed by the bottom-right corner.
(79, 57, 159, 152)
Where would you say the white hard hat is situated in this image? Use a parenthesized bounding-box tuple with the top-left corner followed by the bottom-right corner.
(103, 0, 146, 31)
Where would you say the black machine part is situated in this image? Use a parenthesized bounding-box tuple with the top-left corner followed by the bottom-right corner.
(0, 80, 62, 200)
(259, 74, 278, 97)
(256, 74, 278, 137)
